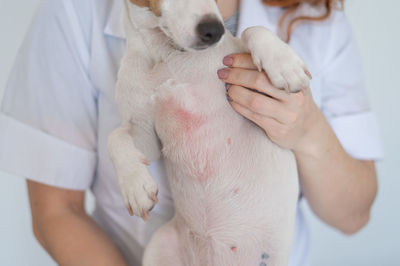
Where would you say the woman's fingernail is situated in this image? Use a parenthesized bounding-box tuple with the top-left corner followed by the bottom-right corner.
(218, 69, 229, 79)
(223, 56, 233, 66)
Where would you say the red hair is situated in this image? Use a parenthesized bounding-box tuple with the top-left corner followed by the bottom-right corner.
(262, 0, 344, 41)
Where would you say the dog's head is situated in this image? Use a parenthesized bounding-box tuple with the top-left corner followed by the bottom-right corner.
(129, 0, 225, 51)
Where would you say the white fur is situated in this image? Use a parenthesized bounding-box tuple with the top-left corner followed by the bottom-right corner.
(108, 1, 311, 265)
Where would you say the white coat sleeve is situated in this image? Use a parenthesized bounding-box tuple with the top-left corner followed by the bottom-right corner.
(0, 0, 97, 190)
(319, 12, 384, 161)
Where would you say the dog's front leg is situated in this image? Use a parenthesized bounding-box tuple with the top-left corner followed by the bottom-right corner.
(108, 122, 159, 220)
(242, 26, 312, 92)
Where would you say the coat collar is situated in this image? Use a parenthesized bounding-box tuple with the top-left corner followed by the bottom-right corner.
(104, 0, 126, 39)
(104, 0, 282, 40)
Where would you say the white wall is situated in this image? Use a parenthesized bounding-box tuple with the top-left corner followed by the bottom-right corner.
(0, 1, 399, 265)
(304, 1, 400, 265)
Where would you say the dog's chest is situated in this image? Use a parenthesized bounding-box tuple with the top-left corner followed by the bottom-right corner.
(152, 64, 237, 178)
(153, 73, 235, 172)
(151, 35, 250, 179)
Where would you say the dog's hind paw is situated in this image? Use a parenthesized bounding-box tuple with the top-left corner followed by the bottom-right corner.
(242, 26, 311, 93)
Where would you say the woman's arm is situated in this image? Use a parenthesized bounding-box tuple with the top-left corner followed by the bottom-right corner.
(218, 53, 378, 234)
(292, 110, 377, 235)
(27, 180, 128, 265)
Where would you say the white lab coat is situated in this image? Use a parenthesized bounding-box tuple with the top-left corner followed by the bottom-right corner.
(0, 0, 383, 265)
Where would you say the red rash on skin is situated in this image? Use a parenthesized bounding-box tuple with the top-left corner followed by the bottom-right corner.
(231, 246, 237, 252)
(227, 138, 232, 145)
(233, 188, 239, 194)
(162, 98, 215, 183)
(175, 107, 206, 132)
(164, 98, 206, 133)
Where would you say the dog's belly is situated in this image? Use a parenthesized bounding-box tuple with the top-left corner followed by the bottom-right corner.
(150, 35, 299, 264)
(153, 83, 299, 264)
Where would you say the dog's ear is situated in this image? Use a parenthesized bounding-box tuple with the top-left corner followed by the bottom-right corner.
(129, 0, 150, 8)
(149, 0, 162, 16)
(129, 0, 162, 17)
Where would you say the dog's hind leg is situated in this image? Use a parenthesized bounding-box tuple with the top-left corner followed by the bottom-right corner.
(142, 219, 185, 266)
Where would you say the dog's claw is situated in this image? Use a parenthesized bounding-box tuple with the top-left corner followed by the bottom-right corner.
(141, 210, 150, 221)
(127, 205, 134, 216)
(148, 204, 155, 212)
(118, 159, 158, 220)
(142, 158, 150, 166)
(150, 192, 158, 203)
(305, 69, 312, 80)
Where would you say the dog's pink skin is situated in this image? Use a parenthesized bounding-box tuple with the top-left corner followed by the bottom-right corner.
(164, 98, 207, 133)
(175, 107, 206, 133)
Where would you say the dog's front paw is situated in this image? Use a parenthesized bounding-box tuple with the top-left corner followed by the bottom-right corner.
(242, 26, 312, 93)
(116, 159, 158, 221)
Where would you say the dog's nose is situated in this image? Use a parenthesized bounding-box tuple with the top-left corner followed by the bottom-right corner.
(197, 18, 225, 46)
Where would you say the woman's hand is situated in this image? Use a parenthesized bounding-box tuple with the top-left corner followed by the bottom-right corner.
(217, 53, 322, 153)
(217, 53, 377, 235)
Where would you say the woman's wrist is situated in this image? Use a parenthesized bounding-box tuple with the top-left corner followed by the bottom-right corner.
(291, 102, 334, 158)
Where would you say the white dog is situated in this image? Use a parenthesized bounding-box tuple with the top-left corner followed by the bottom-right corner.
(108, 0, 311, 265)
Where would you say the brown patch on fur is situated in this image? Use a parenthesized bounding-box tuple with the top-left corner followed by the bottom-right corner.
(129, 0, 150, 8)
(129, 0, 163, 16)
(150, 0, 163, 16)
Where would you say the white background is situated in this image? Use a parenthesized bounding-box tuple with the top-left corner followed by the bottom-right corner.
(0, 0, 399, 265)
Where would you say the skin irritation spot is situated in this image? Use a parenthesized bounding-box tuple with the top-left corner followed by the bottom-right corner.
(227, 137, 232, 145)
(173, 105, 206, 133)
(163, 98, 206, 133)
(231, 246, 237, 252)
(175, 107, 205, 132)
(233, 188, 239, 194)
(189, 231, 194, 237)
